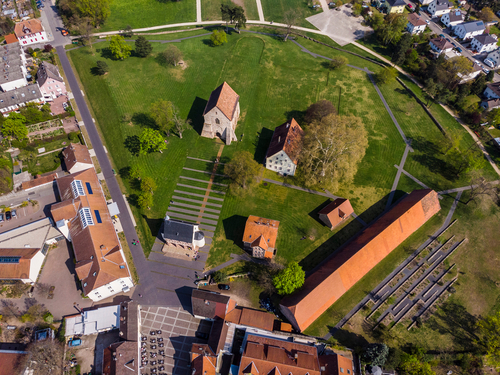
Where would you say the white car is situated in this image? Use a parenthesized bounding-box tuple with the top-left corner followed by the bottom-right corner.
(426, 20, 430, 24)
(483, 68, 490, 74)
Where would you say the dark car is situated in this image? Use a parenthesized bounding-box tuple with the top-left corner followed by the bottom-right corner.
(218, 284, 230, 290)
(439, 34, 445, 38)
(5, 211, 11, 221)
(456, 47, 462, 52)
(195, 332, 209, 340)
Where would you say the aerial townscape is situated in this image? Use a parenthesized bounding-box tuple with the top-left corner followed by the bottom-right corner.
(2, 0, 500, 374)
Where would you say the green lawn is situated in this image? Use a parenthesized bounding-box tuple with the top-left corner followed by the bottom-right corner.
(26, 152, 62, 175)
(99, 0, 196, 32)
(202, 0, 259, 21)
(260, 0, 322, 28)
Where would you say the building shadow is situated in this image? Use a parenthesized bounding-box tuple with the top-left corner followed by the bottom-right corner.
(254, 128, 274, 163)
(64, 240, 83, 292)
(142, 215, 164, 238)
(187, 97, 208, 135)
(174, 286, 195, 314)
(222, 215, 247, 249)
(308, 199, 334, 226)
(331, 327, 369, 352)
(170, 336, 193, 374)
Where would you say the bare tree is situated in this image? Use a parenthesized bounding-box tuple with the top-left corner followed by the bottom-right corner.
(464, 173, 500, 205)
(172, 110, 191, 139)
(283, 9, 299, 42)
(76, 16, 94, 54)
(19, 340, 64, 375)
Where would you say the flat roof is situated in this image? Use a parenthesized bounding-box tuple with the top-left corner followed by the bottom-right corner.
(65, 305, 120, 336)
(0, 217, 58, 248)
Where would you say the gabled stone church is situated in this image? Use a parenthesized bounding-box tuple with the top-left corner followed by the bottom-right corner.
(201, 82, 240, 145)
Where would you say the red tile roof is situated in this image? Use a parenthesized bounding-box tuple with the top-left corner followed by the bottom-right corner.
(407, 13, 427, 26)
(319, 353, 354, 375)
(62, 143, 92, 172)
(4, 34, 18, 44)
(280, 189, 441, 331)
(21, 173, 57, 190)
(242, 216, 280, 250)
(0, 248, 39, 280)
(203, 82, 240, 121)
(191, 344, 217, 375)
(318, 199, 354, 229)
(225, 307, 275, 331)
(266, 118, 304, 164)
(15, 19, 44, 38)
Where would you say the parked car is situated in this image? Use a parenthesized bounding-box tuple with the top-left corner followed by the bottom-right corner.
(218, 284, 230, 290)
(0, 213, 3, 222)
(406, 3, 413, 10)
(195, 332, 209, 340)
(484, 58, 496, 68)
(439, 34, 445, 38)
(5, 211, 11, 221)
(451, 42, 457, 47)
(483, 68, 490, 74)
(456, 47, 462, 52)
(426, 19, 430, 24)
(11, 209, 16, 218)
(61, 29, 69, 36)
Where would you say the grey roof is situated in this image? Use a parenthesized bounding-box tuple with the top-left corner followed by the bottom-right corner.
(486, 82, 500, 97)
(474, 34, 497, 45)
(162, 217, 195, 244)
(119, 301, 138, 342)
(65, 305, 120, 336)
(37, 61, 63, 87)
(387, 0, 405, 6)
(482, 99, 500, 109)
(0, 43, 25, 85)
(433, 0, 452, 10)
(191, 289, 230, 318)
(459, 20, 485, 32)
(0, 84, 42, 109)
(447, 10, 464, 22)
(430, 37, 453, 51)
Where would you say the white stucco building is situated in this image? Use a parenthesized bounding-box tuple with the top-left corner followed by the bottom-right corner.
(14, 19, 47, 46)
(471, 34, 498, 53)
(0, 43, 28, 92)
(427, 0, 452, 17)
(429, 37, 454, 54)
(484, 82, 500, 100)
(454, 21, 485, 40)
(62, 143, 93, 174)
(441, 10, 464, 28)
(485, 49, 500, 68)
(407, 13, 427, 34)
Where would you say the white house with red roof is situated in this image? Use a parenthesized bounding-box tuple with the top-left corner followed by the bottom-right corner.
(265, 118, 304, 176)
(14, 19, 47, 46)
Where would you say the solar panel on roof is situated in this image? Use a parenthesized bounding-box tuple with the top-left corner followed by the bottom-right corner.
(94, 210, 102, 223)
(85, 182, 93, 194)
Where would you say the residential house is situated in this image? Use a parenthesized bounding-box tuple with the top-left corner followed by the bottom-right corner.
(191, 289, 236, 320)
(485, 49, 500, 67)
(481, 98, 500, 111)
(0, 84, 44, 115)
(161, 216, 205, 250)
(0, 43, 28, 92)
(419, 0, 433, 6)
(14, 19, 47, 46)
(4, 33, 18, 44)
(0, 248, 45, 284)
(102, 341, 138, 375)
(386, 0, 406, 13)
(427, 0, 452, 17)
(407, 13, 427, 34)
(484, 82, 500, 99)
(65, 305, 120, 336)
(280, 189, 441, 332)
(62, 143, 93, 174)
(454, 20, 485, 40)
(201, 82, 240, 145)
(37, 61, 67, 101)
(264, 118, 304, 176)
(318, 198, 354, 230)
(471, 34, 498, 53)
(21, 173, 58, 191)
(429, 37, 454, 54)
(50, 167, 134, 302)
(242, 215, 280, 259)
(457, 60, 482, 83)
(441, 9, 464, 28)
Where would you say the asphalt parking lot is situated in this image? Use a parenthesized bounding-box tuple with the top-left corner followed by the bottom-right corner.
(140, 306, 212, 375)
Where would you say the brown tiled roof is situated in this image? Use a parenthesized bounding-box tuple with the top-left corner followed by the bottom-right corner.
(407, 13, 426, 26)
(52, 168, 130, 296)
(318, 198, 354, 229)
(0, 352, 26, 375)
(4, 34, 18, 44)
(242, 216, 280, 249)
(191, 289, 230, 319)
(203, 82, 240, 121)
(102, 341, 138, 375)
(208, 318, 228, 354)
(225, 307, 275, 331)
(191, 344, 217, 375)
(266, 118, 304, 164)
(238, 334, 321, 375)
(15, 19, 44, 38)
(21, 173, 57, 190)
(280, 189, 441, 331)
(62, 143, 92, 172)
(482, 98, 500, 109)
(0, 248, 39, 280)
(430, 37, 453, 51)
(319, 353, 354, 375)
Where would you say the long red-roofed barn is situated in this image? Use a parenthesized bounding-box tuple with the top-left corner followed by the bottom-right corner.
(280, 189, 441, 332)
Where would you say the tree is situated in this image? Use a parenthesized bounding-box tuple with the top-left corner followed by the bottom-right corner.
(377, 13, 407, 45)
(95, 60, 109, 75)
(150, 99, 176, 135)
(487, 69, 495, 82)
(305, 99, 337, 123)
(273, 262, 305, 295)
(43, 44, 53, 52)
(425, 78, 437, 106)
(477, 310, 500, 369)
(398, 352, 435, 375)
(470, 74, 487, 96)
(363, 343, 389, 367)
(283, 9, 300, 41)
(233, 6, 247, 32)
(123, 24, 133, 38)
(212, 269, 227, 283)
(479, 6, 496, 21)
(139, 128, 167, 155)
(135, 36, 152, 58)
(392, 33, 412, 66)
(76, 16, 94, 53)
(2, 113, 27, 144)
(108, 35, 132, 60)
(463, 173, 500, 205)
(138, 193, 153, 209)
(221, 3, 233, 31)
(161, 44, 183, 66)
(141, 176, 157, 194)
(300, 114, 368, 191)
(129, 164, 143, 180)
(445, 56, 473, 83)
(352, 3, 363, 16)
(415, 3, 421, 14)
(329, 56, 349, 70)
(487, 108, 500, 125)
(172, 110, 191, 139)
(43, 311, 54, 324)
(221, 3, 246, 32)
(224, 151, 261, 189)
(19, 340, 64, 375)
(76, 0, 111, 26)
(375, 67, 398, 84)
(210, 30, 228, 46)
(461, 95, 481, 112)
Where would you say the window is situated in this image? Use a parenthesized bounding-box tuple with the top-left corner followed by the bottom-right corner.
(93, 272, 97, 276)
(85, 182, 93, 194)
(340, 369, 344, 373)
(0, 257, 20, 263)
(71, 180, 85, 198)
(79, 207, 94, 228)
(347, 370, 351, 374)
(215, 118, 220, 124)
(83, 282, 87, 287)
(94, 210, 102, 223)
(108, 286, 113, 289)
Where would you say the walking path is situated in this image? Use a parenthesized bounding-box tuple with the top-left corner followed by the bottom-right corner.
(196, 0, 202, 23)
(386, 143, 412, 210)
(255, 0, 265, 22)
(37, 147, 64, 157)
(400, 169, 430, 190)
(438, 180, 500, 195)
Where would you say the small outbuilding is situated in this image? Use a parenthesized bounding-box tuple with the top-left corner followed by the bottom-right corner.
(318, 198, 354, 230)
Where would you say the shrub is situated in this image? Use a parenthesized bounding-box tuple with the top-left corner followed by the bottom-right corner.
(43, 311, 54, 324)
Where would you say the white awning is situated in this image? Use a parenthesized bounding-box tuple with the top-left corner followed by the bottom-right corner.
(107, 202, 120, 216)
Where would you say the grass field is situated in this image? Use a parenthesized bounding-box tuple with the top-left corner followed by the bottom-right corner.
(260, 0, 322, 28)
(99, 0, 196, 32)
(26, 152, 62, 175)
(201, 0, 259, 21)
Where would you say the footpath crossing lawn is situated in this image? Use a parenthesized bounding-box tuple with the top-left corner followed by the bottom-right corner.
(260, 0, 322, 28)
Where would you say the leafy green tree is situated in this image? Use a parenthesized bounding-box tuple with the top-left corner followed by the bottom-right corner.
(470, 74, 487, 96)
(415, 3, 420, 13)
(363, 343, 389, 366)
(461, 95, 481, 112)
(129, 164, 143, 180)
(150, 99, 176, 135)
(376, 13, 407, 45)
(329, 56, 349, 70)
(2, 113, 27, 144)
(487, 108, 500, 125)
(233, 6, 246, 31)
(139, 128, 167, 155)
(135, 36, 152, 58)
(138, 193, 153, 209)
(375, 67, 398, 84)
(221, 3, 246, 32)
(425, 78, 437, 106)
(392, 33, 412, 66)
(161, 44, 183, 66)
(479, 6, 495, 21)
(398, 351, 435, 375)
(95, 60, 108, 75)
(76, 0, 111, 26)
(273, 262, 305, 295)
(123, 25, 133, 38)
(212, 270, 227, 283)
(141, 176, 157, 194)
(370, 11, 384, 29)
(224, 151, 261, 189)
(352, 3, 362, 16)
(108, 35, 132, 60)
(487, 70, 495, 82)
(210, 30, 228, 46)
(477, 306, 500, 369)
(43, 311, 54, 324)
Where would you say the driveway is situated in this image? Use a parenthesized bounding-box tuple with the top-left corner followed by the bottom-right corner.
(306, 5, 373, 46)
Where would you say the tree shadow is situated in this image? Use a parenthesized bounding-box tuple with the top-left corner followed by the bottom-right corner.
(119, 166, 131, 179)
(132, 112, 156, 129)
(187, 97, 208, 135)
(124, 135, 141, 156)
(254, 127, 274, 163)
(308, 199, 333, 226)
(90, 66, 101, 76)
(127, 193, 139, 208)
(99, 47, 114, 60)
(222, 215, 248, 250)
(331, 327, 369, 352)
(285, 109, 307, 126)
(395, 87, 413, 99)
(411, 136, 457, 181)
